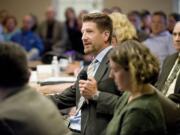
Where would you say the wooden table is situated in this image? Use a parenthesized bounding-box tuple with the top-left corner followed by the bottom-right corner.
(28, 60, 43, 70)
(29, 61, 81, 95)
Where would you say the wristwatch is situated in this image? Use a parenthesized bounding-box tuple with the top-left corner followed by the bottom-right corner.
(92, 91, 100, 101)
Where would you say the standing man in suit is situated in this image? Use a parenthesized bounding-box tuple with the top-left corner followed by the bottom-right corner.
(156, 21, 180, 104)
(49, 13, 120, 135)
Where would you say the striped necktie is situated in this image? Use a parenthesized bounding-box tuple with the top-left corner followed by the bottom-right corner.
(162, 57, 180, 95)
(87, 59, 98, 77)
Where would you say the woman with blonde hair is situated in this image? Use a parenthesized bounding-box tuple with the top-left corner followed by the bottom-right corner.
(109, 12, 137, 46)
(105, 40, 167, 135)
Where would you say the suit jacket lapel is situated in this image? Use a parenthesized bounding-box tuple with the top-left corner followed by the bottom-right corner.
(175, 75, 180, 93)
(94, 49, 112, 82)
(161, 53, 178, 86)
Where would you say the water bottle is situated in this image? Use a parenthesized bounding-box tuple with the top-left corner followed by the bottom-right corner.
(51, 56, 59, 77)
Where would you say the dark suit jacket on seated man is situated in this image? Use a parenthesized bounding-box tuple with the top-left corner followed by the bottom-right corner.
(49, 13, 121, 135)
(0, 42, 70, 135)
(156, 21, 180, 104)
(156, 21, 180, 135)
(38, 6, 69, 57)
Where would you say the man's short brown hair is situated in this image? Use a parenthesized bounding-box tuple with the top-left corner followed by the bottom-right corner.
(82, 13, 113, 43)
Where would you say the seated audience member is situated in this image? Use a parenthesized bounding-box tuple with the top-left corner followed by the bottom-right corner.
(109, 12, 137, 46)
(128, 10, 149, 42)
(141, 10, 152, 35)
(48, 13, 120, 135)
(168, 13, 180, 34)
(105, 40, 167, 135)
(38, 6, 69, 63)
(30, 13, 39, 32)
(2, 15, 19, 41)
(0, 10, 6, 42)
(156, 21, 180, 104)
(11, 14, 44, 61)
(65, 7, 84, 56)
(143, 11, 176, 67)
(0, 42, 70, 135)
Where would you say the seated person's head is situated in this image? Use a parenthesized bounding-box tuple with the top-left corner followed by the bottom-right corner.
(128, 10, 141, 30)
(109, 39, 160, 91)
(46, 6, 56, 22)
(2, 15, 17, 32)
(109, 12, 137, 46)
(151, 11, 167, 35)
(0, 42, 30, 89)
(22, 15, 34, 31)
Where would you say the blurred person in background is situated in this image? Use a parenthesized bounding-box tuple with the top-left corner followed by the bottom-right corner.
(167, 13, 180, 34)
(11, 14, 44, 61)
(77, 10, 88, 30)
(0, 42, 70, 135)
(38, 6, 69, 63)
(0, 10, 7, 42)
(2, 15, 19, 41)
(143, 11, 176, 67)
(0, 24, 4, 42)
(141, 10, 152, 35)
(64, 7, 84, 58)
(0, 10, 8, 42)
(109, 12, 137, 46)
(63, 10, 90, 76)
(128, 10, 149, 42)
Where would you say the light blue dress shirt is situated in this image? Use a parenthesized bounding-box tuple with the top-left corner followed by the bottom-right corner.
(143, 31, 176, 67)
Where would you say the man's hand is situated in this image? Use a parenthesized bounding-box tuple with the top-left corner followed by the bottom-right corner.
(79, 77, 98, 99)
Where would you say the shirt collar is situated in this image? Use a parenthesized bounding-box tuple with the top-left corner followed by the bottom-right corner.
(94, 45, 112, 63)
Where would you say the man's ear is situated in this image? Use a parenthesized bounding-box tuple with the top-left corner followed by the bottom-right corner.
(103, 31, 110, 42)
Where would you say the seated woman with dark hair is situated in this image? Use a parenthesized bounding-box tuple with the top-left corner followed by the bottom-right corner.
(105, 40, 167, 135)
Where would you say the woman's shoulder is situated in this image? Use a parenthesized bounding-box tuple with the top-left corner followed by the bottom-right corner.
(126, 92, 163, 113)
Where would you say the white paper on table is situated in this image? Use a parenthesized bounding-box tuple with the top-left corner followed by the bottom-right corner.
(39, 76, 76, 85)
